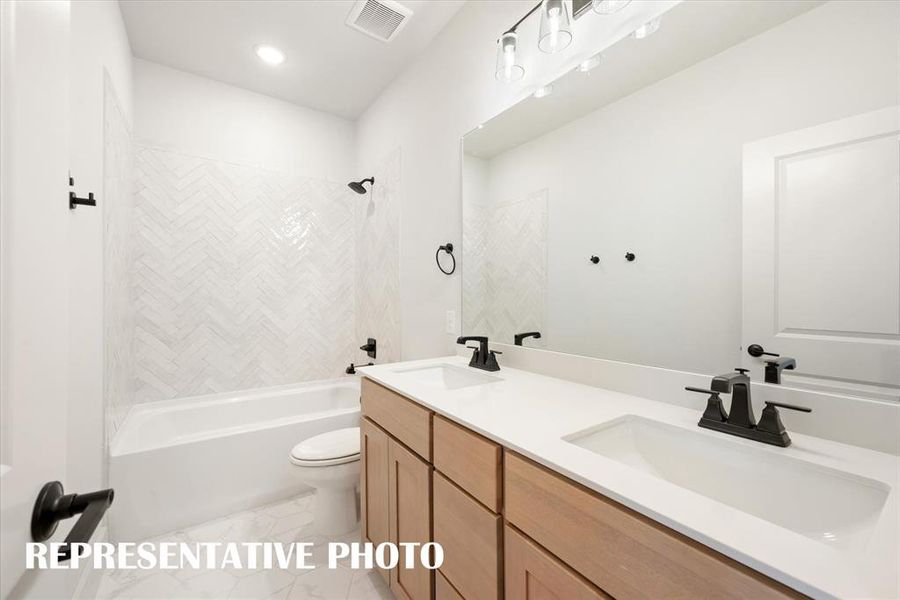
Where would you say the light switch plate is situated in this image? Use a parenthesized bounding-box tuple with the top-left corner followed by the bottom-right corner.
(445, 310, 457, 334)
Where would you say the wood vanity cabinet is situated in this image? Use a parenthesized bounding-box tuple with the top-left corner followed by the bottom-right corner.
(360, 377, 802, 600)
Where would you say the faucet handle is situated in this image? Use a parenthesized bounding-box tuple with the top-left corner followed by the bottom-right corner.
(757, 401, 811, 447)
(764, 401, 811, 413)
(734, 368, 750, 375)
(685, 386, 718, 395)
(686, 387, 728, 423)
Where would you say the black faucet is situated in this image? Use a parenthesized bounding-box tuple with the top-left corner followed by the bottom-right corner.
(456, 336, 501, 372)
(747, 343, 796, 384)
(686, 368, 811, 447)
(514, 331, 541, 346)
(712, 368, 755, 428)
(764, 357, 796, 384)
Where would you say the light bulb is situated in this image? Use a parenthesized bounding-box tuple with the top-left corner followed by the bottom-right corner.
(538, 0, 573, 54)
(495, 31, 525, 82)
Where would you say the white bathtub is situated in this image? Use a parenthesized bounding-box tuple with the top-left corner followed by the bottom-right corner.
(108, 379, 360, 542)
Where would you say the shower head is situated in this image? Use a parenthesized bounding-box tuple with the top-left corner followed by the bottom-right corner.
(348, 177, 375, 195)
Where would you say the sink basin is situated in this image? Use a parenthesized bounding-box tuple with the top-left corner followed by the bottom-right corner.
(393, 364, 501, 390)
(564, 415, 889, 550)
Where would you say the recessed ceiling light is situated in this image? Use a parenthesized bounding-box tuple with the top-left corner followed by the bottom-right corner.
(533, 85, 553, 99)
(632, 17, 661, 40)
(576, 54, 602, 73)
(254, 44, 285, 66)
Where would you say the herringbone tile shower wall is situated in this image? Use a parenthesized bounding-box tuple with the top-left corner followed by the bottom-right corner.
(131, 145, 357, 403)
(355, 148, 401, 366)
(463, 189, 548, 347)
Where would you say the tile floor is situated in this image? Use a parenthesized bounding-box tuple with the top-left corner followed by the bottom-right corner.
(95, 493, 393, 599)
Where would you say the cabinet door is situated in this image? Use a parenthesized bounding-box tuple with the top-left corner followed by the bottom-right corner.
(388, 438, 434, 600)
(361, 418, 390, 585)
(506, 525, 611, 600)
(434, 472, 501, 600)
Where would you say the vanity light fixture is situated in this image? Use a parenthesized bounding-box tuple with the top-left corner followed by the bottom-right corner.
(576, 54, 602, 73)
(495, 31, 525, 82)
(632, 17, 661, 40)
(592, 0, 631, 14)
(254, 44, 285, 66)
(494, 0, 576, 82)
(538, 0, 574, 54)
(533, 84, 554, 98)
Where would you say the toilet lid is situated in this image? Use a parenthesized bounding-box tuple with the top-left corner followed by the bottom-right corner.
(290, 427, 360, 466)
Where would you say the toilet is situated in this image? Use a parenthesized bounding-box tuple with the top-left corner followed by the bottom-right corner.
(289, 427, 361, 536)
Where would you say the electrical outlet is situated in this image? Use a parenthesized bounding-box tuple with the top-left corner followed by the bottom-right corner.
(445, 310, 457, 334)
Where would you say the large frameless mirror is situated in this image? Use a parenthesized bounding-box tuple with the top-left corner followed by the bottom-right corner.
(462, 0, 900, 399)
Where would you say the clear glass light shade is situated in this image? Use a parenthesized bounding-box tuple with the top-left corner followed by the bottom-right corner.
(538, 0, 573, 54)
(592, 0, 631, 14)
(632, 17, 661, 40)
(495, 31, 525, 82)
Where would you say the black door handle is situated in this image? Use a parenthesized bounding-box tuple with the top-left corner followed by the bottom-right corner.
(31, 481, 114, 561)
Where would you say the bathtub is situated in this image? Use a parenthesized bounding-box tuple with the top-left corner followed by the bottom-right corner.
(108, 378, 360, 542)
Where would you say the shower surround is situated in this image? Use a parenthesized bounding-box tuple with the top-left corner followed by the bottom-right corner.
(107, 143, 401, 411)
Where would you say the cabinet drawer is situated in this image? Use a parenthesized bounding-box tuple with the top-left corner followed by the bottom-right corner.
(361, 378, 432, 460)
(505, 525, 611, 600)
(436, 570, 465, 600)
(434, 472, 502, 600)
(504, 452, 802, 600)
(433, 415, 502, 512)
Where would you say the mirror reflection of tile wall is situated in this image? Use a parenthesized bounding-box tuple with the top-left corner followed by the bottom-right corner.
(462, 185, 548, 348)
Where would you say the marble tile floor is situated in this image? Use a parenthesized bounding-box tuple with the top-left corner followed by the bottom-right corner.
(95, 492, 393, 600)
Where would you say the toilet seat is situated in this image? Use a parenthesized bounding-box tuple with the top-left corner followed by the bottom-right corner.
(290, 427, 360, 467)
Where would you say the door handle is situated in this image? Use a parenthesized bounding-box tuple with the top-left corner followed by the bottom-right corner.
(31, 481, 114, 561)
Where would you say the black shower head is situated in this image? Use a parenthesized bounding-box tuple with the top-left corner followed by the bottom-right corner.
(348, 177, 375, 195)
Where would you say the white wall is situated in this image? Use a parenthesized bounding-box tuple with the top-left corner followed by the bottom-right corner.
(475, 0, 899, 375)
(355, 0, 675, 360)
(67, 0, 132, 501)
(133, 59, 355, 180)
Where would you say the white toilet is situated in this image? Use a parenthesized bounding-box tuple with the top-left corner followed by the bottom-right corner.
(289, 427, 361, 536)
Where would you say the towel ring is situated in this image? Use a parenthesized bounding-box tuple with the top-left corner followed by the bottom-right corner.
(436, 242, 456, 275)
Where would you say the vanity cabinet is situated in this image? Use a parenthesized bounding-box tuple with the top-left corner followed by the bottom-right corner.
(360, 377, 802, 600)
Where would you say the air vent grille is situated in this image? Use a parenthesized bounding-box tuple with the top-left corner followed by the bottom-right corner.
(346, 0, 413, 43)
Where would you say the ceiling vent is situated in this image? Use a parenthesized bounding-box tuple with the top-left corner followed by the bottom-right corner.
(345, 0, 413, 43)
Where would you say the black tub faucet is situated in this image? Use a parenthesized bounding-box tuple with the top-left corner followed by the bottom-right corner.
(514, 331, 541, 346)
(456, 335, 501, 372)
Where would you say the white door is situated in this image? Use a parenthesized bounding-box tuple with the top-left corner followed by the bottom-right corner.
(743, 107, 900, 399)
(0, 1, 72, 597)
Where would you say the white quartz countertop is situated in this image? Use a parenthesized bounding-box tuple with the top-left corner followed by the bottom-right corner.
(359, 357, 900, 600)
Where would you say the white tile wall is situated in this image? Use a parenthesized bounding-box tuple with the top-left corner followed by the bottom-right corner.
(463, 188, 548, 347)
(131, 146, 357, 403)
(354, 148, 402, 365)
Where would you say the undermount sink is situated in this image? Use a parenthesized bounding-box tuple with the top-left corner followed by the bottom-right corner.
(393, 364, 501, 390)
(564, 415, 890, 550)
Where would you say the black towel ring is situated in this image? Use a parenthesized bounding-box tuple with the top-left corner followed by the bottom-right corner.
(436, 242, 456, 275)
